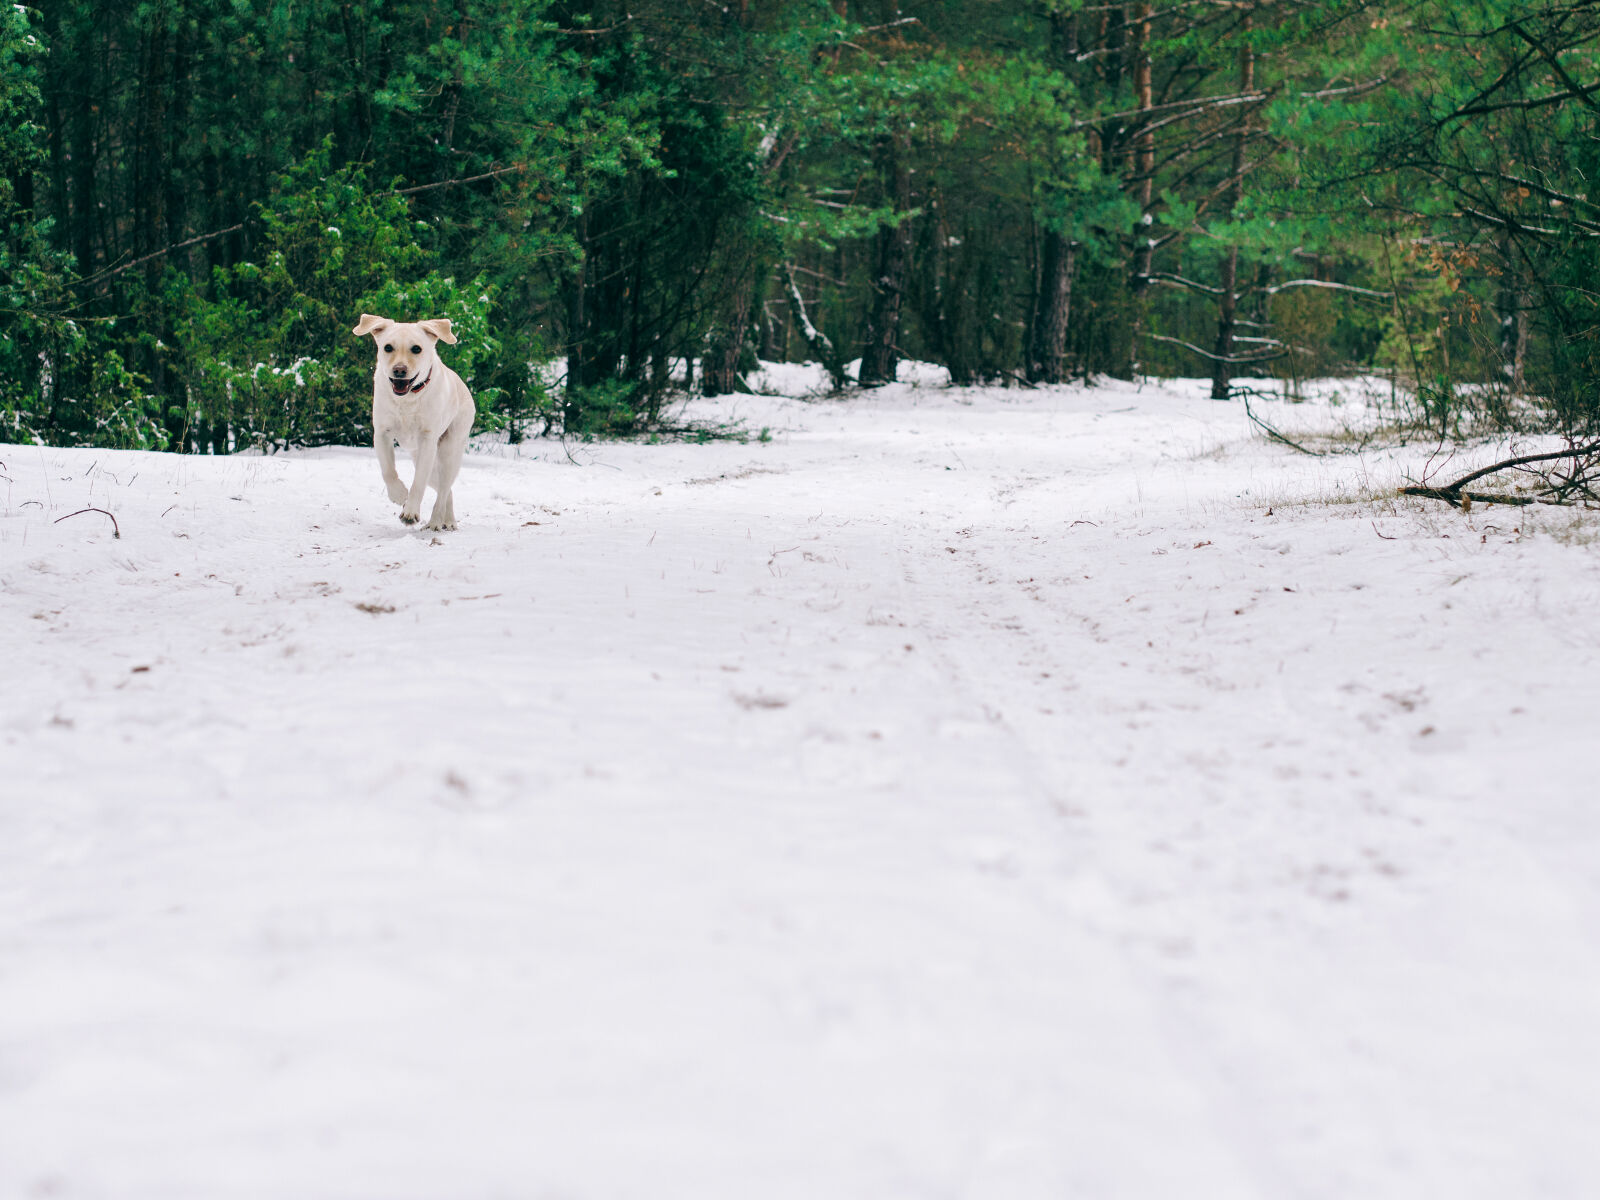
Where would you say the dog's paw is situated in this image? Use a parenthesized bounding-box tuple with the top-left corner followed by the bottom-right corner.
(399, 511, 420, 526)
(385, 480, 408, 504)
(427, 519, 458, 532)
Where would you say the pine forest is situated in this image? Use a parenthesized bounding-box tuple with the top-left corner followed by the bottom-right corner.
(4, 0, 1599, 449)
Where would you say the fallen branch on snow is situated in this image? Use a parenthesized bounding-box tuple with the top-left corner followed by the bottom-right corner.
(1400, 440, 1600, 508)
(1399, 486, 1538, 507)
(1235, 387, 1324, 457)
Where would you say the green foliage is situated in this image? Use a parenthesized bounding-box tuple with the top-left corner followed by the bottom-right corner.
(1281, 0, 1600, 431)
(166, 144, 506, 448)
(564, 378, 649, 438)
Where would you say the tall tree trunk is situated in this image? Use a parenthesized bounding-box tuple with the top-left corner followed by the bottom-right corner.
(701, 278, 754, 395)
(132, 20, 171, 265)
(165, 20, 191, 257)
(340, 3, 373, 155)
(565, 206, 590, 421)
(441, 0, 469, 156)
(68, 46, 100, 275)
(44, 84, 66, 238)
(39, 2, 68, 234)
(1028, 9, 1079, 385)
(1210, 22, 1254, 401)
(131, 15, 187, 445)
(1210, 245, 1241, 399)
(1101, 6, 1126, 102)
(757, 272, 781, 362)
(558, 0, 598, 421)
(921, 190, 957, 380)
(1497, 241, 1530, 394)
(1028, 232, 1076, 383)
(1513, 289, 1530, 394)
(858, 127, 913, 386)
(1128, 0, 1155, 377)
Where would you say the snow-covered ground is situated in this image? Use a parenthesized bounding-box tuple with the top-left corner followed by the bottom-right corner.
(4, 372, 1599, 1199)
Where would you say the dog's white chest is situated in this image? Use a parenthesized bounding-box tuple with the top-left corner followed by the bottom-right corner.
(384, 397, 427, 450)
(377, 388, 443, 452)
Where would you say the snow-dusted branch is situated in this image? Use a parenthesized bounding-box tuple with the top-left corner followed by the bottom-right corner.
(1145, 272, 1225, 296)
(1457, 206, 1574, 237)
(1261, 279, 1392, 299)
(782, 264, 832, 356)
(782, 262, 849, 389)
(1146, 333, 1283, 365)
(859, 17, 920, 35)
(1075, 90, 1268, 132)
(1299, 76, 1390, 101)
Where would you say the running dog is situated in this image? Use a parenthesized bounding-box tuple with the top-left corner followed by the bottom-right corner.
(352, 313, 476, 530)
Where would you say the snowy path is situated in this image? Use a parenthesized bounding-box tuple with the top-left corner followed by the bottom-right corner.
(4, 377, 1599, 1198)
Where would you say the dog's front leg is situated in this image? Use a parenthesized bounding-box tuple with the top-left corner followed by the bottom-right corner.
(401, 432, 439, 526)
(374, 428, 407, 505)
(425, 416, 470, 530)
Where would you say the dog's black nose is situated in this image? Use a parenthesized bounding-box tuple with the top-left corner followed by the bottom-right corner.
(391, 366, 408, 377)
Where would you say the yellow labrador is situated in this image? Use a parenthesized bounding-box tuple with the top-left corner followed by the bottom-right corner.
(352, 314, 476, 530)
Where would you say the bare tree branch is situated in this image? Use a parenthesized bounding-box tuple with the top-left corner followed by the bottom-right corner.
(394, 163, 531, 196)
(75, 223, 245, 288)
(75, 163, 536, 288)
(1508, 19, 1600, 116)
(1446, 80, 1600, 122)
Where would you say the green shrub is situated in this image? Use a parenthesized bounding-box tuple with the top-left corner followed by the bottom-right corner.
(166, 142, 514, 449)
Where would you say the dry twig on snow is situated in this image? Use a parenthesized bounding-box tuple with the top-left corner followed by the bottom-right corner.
(53, 507, 121, 538)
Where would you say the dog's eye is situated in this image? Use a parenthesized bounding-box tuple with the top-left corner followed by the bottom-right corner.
(411, 345, 421, 354)
(383, 344, 393, 353)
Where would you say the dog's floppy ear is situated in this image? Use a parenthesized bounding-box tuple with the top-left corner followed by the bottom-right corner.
(352, 313, 390, 337)
(418, 318, 457, 345)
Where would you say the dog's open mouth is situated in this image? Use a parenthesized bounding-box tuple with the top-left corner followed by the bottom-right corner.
(388, 376, 413, 395)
